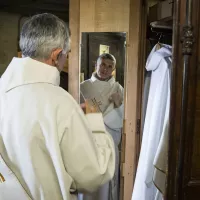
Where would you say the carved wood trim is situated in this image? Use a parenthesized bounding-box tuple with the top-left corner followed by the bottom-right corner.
(181, 25, 195, 55)
(188, 180, 200, 186)
(166, 1, 181, 198)
(178, 1, 195, 199)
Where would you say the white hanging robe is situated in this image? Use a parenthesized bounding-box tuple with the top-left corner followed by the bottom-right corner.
(132, 45, 172, 200)
(153, 57, 171, 198)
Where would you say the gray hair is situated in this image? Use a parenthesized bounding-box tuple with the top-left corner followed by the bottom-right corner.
(97, 53, 116, 66)
(19, 13, 70, 59)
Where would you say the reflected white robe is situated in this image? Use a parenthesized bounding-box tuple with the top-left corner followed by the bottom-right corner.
(80, 74, 124, 200)
(132, 45, 172, 200)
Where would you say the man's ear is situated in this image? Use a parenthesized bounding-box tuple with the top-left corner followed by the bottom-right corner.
(112, 65, 116, 72)
(50, 48, 62, 62)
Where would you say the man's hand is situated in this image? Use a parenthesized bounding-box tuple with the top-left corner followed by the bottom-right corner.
(80, 103, 86, 113)
(81, 100, 100, 114)
(109, 92, 123, 108)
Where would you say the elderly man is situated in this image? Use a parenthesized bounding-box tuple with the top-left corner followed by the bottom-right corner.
(80, 53, 124, 200)
(0, 14, 115, 200)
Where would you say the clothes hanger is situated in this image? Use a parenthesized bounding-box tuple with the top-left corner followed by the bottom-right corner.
(155, 33, 163, 50)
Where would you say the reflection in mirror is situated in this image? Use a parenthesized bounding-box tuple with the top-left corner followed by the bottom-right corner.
(79, 32, 126, 200)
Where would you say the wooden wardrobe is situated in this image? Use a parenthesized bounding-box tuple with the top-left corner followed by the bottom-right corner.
(138, 0, 200, 199)
(69, 0, 200, 199)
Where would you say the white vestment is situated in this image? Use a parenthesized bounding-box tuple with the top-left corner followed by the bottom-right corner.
(153, 56, 171, 198)
(0, 57, 115, 200)
(79, 74, 124, 200)
(132, 45, 172, 200)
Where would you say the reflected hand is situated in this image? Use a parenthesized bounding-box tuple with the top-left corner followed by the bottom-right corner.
(109, 92, 123, 108)
(80, 103, 86, 113)
(85, 100, 100, 114)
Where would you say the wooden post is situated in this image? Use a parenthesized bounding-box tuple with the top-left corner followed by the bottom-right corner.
(69, 0, 80, 102)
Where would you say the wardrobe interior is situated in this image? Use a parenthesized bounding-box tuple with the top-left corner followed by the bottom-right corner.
(129, 1, 173, 199)
(139, 0, 173, 145)
(131, 0, 200, 200)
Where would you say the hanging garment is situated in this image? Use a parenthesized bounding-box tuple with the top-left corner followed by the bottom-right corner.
(0, 57, 115, 200)
(80, 73, 124, 200)
(141, 71, 151, 133)
(132, 44, 172, 200)
(153, 57, 172, 198)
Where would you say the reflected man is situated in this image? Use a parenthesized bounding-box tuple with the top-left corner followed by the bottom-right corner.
(80, 53, 124, 200)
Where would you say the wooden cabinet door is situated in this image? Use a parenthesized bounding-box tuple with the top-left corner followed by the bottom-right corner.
(166, 0, 200, 199)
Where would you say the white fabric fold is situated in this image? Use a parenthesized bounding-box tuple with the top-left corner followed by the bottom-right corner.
(0, 57, 115, 200)
(104, 104, 124, 130)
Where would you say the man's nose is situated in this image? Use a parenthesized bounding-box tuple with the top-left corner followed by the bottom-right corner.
(104, 67, 108, 72)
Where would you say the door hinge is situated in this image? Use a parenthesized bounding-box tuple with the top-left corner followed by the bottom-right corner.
(136, 119, 141, 135)
(120, 163, 125, 177)
(123, 119, 126, 134)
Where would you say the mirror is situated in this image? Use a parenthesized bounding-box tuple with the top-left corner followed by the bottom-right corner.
(79, 32, 126, 200)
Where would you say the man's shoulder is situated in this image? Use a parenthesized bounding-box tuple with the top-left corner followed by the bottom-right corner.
(55, 86, 77, 103)
(115, 82, 124, 90)
(80, 79, 91, 86)
(50, 86, 81, 120)
(43, 84, 77, 109)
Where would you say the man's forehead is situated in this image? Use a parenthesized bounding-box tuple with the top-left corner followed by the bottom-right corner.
(101, 58, 115, 65)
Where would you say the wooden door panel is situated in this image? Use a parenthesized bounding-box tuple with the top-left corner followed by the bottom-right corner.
(184, 186, 200, 199)
(191, 64, 200, 180)
(166, 0, 200, 199)
(182, 0, 200, 197)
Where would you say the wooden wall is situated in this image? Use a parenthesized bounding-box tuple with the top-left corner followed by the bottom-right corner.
(69, 0, 143, 199)
(80, 0, 129, 32)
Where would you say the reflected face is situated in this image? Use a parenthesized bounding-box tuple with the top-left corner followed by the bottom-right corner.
(96, 58, 115, 80)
